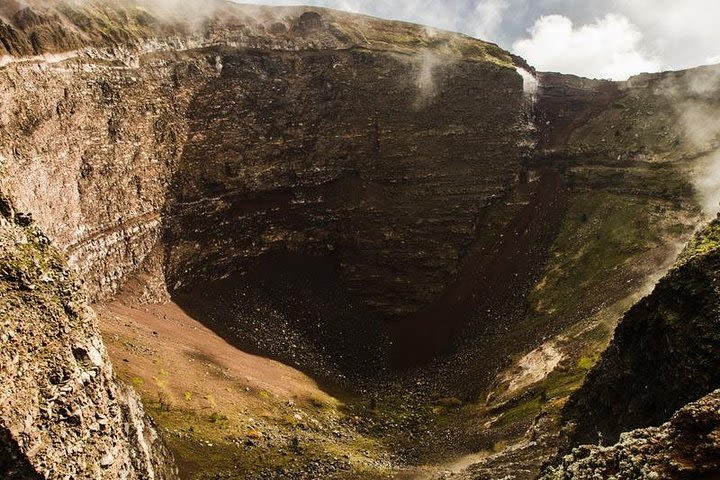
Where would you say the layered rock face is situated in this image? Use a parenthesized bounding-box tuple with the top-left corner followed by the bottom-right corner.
(535, 72, 621, 149)
(0, 0, 530, 315)
(0, 198, 175, 479)
(0, 46, 201, 299)
(166, 49, 528, 318)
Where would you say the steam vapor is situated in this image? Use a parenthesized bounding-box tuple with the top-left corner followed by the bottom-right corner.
(655, 65, 720, 216)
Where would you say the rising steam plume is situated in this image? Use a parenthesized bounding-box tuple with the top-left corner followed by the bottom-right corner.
(654, 65, 720, 216)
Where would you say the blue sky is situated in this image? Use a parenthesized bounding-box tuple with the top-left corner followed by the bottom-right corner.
(240, 0, 720, 80)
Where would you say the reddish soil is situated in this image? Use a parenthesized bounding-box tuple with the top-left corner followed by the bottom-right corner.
(96, 283, 337, 413)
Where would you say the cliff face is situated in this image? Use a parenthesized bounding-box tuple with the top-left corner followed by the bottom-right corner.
(0, 0, 529, 313)
(0, 43, 201, 299)
(165, 49, 528, 319)
(535, 72, 621, 149)
(561, 219, 720, 447)
(0, 198, 176, 479)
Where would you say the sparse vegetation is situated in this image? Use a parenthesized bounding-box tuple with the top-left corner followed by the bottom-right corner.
(679, 218, 720, 262)
(207, 412, 228, 423)
(530, 190, 694, 326)
(157, 388, 173, 412)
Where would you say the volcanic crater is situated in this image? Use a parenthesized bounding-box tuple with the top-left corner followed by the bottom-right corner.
(2, 1, 720, 479)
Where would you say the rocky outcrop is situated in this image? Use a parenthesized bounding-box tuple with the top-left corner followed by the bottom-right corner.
(0, 199, 176, 479)
(560, 219, 720, 447)
(542, 389, 720, 479)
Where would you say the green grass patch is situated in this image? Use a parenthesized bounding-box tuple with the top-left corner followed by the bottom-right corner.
(576, 356, 596, 371)
(495, 395, 544, 428)
(530, 191, 681, 321)
(679, 219, 720, 263)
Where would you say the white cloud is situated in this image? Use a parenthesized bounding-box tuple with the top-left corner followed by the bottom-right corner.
(512, 14, 661, 80)
(607, 0, 720, 71)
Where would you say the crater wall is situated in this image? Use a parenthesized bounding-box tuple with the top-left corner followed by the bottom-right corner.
(0, 199, 176, 479)
(0, 3, 533, 321)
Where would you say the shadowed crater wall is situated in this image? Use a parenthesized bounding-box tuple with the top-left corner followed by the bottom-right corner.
(0, 1, 543, 382)
(163, 48, 533, 375)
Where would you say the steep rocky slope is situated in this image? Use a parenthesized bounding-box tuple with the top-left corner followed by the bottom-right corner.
(560, 218, 720, 450)
(0, 197, 176, 479)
